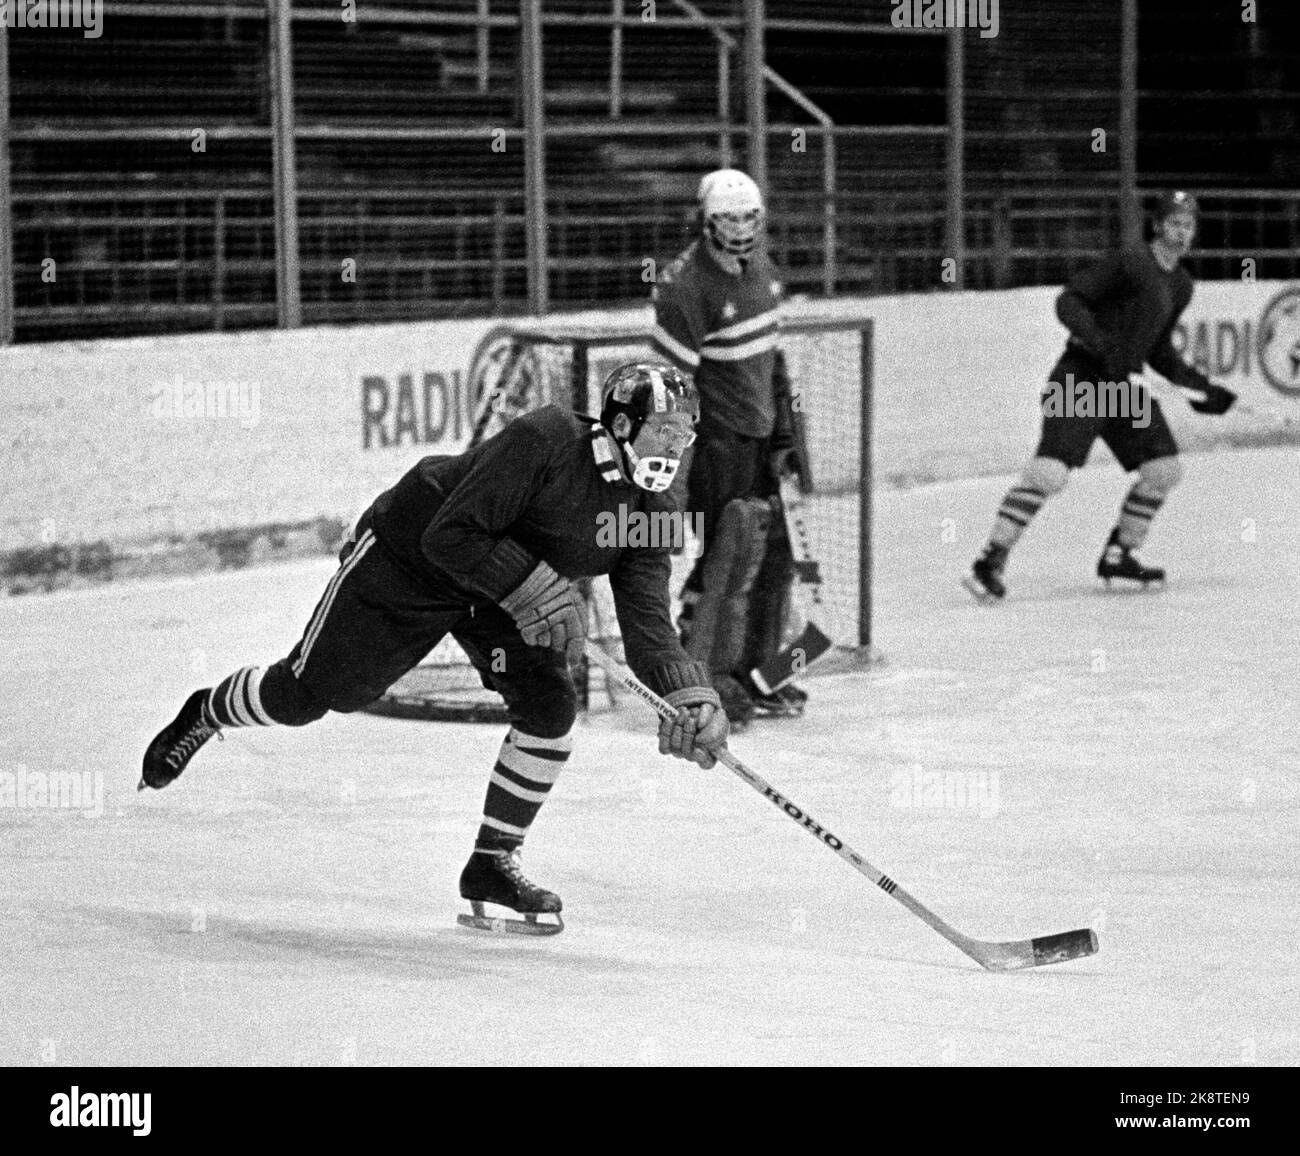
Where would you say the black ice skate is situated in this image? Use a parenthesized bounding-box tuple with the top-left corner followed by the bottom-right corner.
(773, 682, 809, 714)
(138, 689, 222, 791)
(743, 674, 807, 718)
(457, 848, 564, 936)
(963, 543, 1009, 603)
(1097, 528, 1165, 588)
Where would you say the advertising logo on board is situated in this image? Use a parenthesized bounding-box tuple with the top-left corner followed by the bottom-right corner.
(1257, 287, 1300, 398)
(1169, 284, 1300, 401)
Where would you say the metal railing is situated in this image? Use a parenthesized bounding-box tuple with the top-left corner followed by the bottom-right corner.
(12, 180, 1300, 341)
(4, 2, 1299, 343)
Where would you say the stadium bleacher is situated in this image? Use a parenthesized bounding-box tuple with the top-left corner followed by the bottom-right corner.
(3, 0, 1297, 340)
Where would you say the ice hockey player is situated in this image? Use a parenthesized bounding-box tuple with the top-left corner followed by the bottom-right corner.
(965, 190, 1237, 601)
(650, 167, 807, 729)
(140, 362, 729, 935)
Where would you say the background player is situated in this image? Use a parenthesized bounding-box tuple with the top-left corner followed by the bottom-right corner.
(650, 168, 806, 729)
(966, 191, 1237, 600)
(140, 363, 729, 934)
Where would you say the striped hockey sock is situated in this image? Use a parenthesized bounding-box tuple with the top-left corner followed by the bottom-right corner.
(475, 728, 572, 851)
(991, 485, 1048, 548)
(205, 666, 277, 728)
(1116, 486, 1164, 548)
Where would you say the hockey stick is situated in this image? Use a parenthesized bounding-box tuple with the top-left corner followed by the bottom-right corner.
(750, 475, 834, 695)
(586, 641, 1098, 971)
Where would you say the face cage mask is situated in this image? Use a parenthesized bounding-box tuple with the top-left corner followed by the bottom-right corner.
(706, 212, 762, 257)
(622, 439, 682, 493)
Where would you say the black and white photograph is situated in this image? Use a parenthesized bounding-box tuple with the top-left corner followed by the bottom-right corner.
(0, 0, 1295, 1111)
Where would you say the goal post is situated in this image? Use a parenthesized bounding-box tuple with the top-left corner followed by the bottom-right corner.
(861, 315, 875, 651)
(361, 310, 878, 722)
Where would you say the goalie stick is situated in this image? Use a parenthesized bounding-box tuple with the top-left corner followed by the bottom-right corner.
(587, 641, 1098, 971)
(750, 474, 833, 695)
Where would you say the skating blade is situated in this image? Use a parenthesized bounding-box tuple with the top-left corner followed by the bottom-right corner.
(456, 903, 564, 937)
(961, 576, 1000, 604)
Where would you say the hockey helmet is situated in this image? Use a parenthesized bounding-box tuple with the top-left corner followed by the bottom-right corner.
(698, 168, 765, 257)
(599, 362, 700, 492)
(1153, 189, 1199, 224)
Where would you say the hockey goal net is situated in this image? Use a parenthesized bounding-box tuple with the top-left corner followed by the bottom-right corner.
(361, 309, 877, 722)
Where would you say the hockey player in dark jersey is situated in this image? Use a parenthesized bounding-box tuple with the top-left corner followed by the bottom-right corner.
(965, 191, 1237, 601)
(650, 168, 806, 729)
(139, 363, 728, 934)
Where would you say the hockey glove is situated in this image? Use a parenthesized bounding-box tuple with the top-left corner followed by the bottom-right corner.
(659, 686, 729, 769)
(1183, 382, 1237, 416)
(498, 562, 587, 665)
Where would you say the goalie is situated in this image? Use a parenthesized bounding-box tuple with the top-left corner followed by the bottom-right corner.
(650, 167, 807, 730)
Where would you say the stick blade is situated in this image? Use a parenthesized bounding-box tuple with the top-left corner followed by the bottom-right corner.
(750, 623, 835, 694)
(969, 928, 1099, 971)
(1031, 927, 1099, 967)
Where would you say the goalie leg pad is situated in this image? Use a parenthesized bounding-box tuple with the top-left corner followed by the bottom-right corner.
(742, 498, 796, 673)
(685, 497, 771, 674)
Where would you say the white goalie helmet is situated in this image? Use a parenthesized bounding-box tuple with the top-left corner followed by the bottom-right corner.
(698, 168, 765, 257)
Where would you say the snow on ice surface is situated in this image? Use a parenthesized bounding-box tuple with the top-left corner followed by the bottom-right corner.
(1, 446, 1297, 1066)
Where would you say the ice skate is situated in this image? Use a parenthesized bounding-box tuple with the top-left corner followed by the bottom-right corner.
(1097, 528, 1165, 588)
(457, 848, 564, 936)
(139, 689, 222, 791)
(743, 673, 807, 718)
(772, 682, 809, 714)
(963, 543, 1009, 603)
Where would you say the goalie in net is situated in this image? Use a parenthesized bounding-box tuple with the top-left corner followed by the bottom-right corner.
(650, 167, 811, 730)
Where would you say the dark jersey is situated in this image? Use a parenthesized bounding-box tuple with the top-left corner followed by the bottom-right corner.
(1055, 242, 1210, 391)
(651, 240, 784, 438)
(366, 406, 696, 694)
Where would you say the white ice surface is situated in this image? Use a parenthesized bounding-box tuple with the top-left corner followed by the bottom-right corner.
(1, 447, 1297, 1066)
